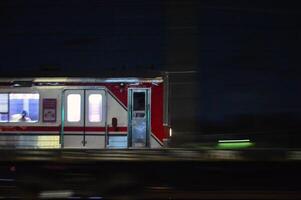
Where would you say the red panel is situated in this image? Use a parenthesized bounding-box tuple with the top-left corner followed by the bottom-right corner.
(64, 126, 127, 132)
(105, 84, 128, 107)
(150, 83, 165, 142)
(164, 125, 170, 138)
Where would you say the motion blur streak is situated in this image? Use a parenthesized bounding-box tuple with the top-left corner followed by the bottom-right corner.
(39, 190, 73, 199)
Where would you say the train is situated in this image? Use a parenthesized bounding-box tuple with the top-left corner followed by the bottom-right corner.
(0, 77, 170, 148)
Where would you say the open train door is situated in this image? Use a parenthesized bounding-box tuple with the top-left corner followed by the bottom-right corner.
(61, 89, 107, 148)
(128, 88, 150, 148)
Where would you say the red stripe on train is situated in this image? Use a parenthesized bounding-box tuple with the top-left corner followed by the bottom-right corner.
(64, 127, 127, 132)
(0, 126, 127, 132)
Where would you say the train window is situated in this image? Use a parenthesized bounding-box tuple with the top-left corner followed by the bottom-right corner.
(0, 94, 9, 122)
(133, 92, 145, 111)
(9, 93, 40, 122)
(0, 94, 8, 113)
(88, 94, 102, 122)
(67, 94, 81, 122)
(0, 113, 9, 122)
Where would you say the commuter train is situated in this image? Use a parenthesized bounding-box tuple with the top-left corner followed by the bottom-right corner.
(0, 77, 170, 148)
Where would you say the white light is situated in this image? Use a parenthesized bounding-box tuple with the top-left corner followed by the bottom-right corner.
(169, 128, 172, 137)
(10, 93, 39, 100)
(88, 94, 102, 122)
(104, 78, 139, 83)
(39, 190, 73, 199)
(67, 94, 81, 122)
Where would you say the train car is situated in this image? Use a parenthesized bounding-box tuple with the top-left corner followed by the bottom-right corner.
(0, 77, 170, 149)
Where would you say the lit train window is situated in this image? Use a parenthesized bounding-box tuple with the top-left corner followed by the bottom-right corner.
(88, 94, 102, 122)
(0, 113, 8, 122)
(9, 93, 40, 122)
(0, 94, 8, 122)
(0, 94, 8, 113)
(67, 94, 81, 122)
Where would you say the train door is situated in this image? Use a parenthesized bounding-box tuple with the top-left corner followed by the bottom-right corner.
(128, 89, 150, 148)
(61, 89, 107, 148)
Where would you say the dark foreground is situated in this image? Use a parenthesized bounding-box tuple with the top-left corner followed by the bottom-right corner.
(0, 149, 301, 199)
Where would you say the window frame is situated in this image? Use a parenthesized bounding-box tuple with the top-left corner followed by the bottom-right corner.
(0, 92, 40, 123)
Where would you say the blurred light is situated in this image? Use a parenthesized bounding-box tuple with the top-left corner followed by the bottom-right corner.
(0, 178, 14, 182)
(218, 139, 250, 143)
(37, 136, 60, 148)
(104, 78, 139, 83)
(217, 141, 254, 149)
(39, 190, 73, 199)
(9, 166, 16, 172)
(10, 93, 39, 100)
(169, 128, 172, 137)
(34, 78, 68, 82)
(11, 81, 33, 87)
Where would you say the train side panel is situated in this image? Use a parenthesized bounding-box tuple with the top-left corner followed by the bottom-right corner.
(0, 81, 167, 148)
(0, 87, 62, 148)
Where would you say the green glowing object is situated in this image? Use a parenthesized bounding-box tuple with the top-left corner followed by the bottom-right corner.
(218, 139, 250, 143)
(217, 139, 254, 149)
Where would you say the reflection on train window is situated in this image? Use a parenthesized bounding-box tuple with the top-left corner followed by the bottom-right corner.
(9, 93, 40, 122)
(67, 94, 81, 122)
(88, 94, 102, 122)
(0, 94, 8, 113)
(133, 92, 145, 111)
(134, 112, 145, 118)
(0, 94, 9, 122)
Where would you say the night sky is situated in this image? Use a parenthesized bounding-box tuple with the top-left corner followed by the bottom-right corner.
(0, 0, 164, 74)
(1, 0, 301, 143)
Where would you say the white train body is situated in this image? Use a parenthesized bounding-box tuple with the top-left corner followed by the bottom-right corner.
(0, 77, 170, 149)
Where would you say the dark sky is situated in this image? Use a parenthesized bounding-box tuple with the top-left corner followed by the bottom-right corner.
(197, 1, 301, 123)
(1, 0, 301, 134)
(0, 0, 165, 74)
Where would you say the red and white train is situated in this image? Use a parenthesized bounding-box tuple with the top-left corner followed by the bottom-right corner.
(0, 77, 170, 148)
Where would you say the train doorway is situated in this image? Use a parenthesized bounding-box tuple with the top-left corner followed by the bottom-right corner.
(61, 89, 107, 148)
(128, 88, 150, 148)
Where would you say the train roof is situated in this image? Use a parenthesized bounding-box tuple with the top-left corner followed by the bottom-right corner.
(0, 77, 164, 86)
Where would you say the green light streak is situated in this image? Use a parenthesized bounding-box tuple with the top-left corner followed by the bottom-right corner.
(217, 142, 254, 149)
(218, 139, 250, 143)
